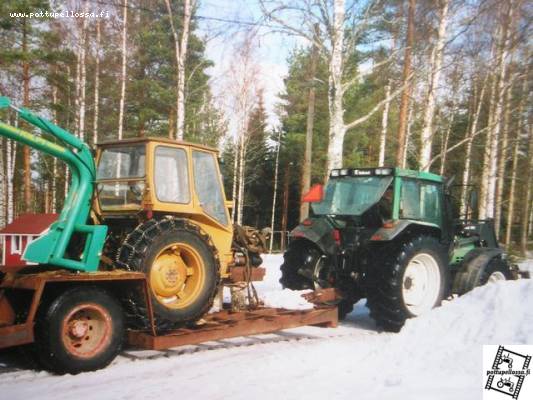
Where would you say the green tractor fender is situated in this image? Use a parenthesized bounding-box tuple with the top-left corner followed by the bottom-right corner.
(369, 220, 441, 242)
(452, 247, 505, 295)
(289, 217, 337, 256)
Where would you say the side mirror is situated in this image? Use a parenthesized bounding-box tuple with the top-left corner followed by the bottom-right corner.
(0, 97, 11, 109)
(302, 184, 324, 203)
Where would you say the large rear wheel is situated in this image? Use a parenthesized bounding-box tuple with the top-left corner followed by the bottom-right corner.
(366, 235, 449, 332)
(117, 218, 219, 329)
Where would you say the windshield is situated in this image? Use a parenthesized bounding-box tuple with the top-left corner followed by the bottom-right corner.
(96, 145, 146, 211)
(97, 145, 146, 179)
(312, 176, 393, 216)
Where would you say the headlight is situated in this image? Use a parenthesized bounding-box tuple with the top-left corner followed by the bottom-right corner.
(375, 168, 393, 175)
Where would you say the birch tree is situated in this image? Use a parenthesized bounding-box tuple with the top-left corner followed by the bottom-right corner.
(165, 0, 196, 141)
(261, 0, 403, 172)
(396, 0, 416, 166)
(419, 0, 450, 171)
(485, 4, 513, 220)
(460, 74, 488, 217)
(505, 73, 528, 247)
(117, 0, 128, 141)
(93, 19, 102, 145)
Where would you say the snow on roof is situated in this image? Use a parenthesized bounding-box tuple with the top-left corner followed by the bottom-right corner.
(0, 214, 58, 235)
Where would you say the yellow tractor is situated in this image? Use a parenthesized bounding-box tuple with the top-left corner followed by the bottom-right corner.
(94, 137, 265, 327)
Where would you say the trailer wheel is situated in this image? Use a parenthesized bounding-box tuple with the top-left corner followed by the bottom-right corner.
(117, 218, 219, 329)
(366, 235, 449, 332)
(35, 287, 124, 374)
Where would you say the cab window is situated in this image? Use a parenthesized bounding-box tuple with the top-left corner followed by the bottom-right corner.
(400, 179, 442, 225)
(192, 151, 228, 225)
(154, 146, 190, 204)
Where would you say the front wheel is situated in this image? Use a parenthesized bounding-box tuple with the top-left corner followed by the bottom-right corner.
(366, 235, 449, 332)
(479, 257, 514, 285)
(117, 218, 219, 329)
(35, 287, 124, 374)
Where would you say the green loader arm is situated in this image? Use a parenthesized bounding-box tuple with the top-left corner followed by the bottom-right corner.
(0, 97, 106, 272)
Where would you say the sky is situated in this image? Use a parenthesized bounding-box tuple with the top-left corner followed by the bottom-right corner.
(196, 0, 301, 131)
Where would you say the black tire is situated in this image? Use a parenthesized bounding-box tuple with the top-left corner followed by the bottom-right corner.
(280, 241, 322, 290)
(477, 257, 514, 285)
(117, 218, 219, 329)
(366, 235, 449, 332)
(34, 287, 124, 374)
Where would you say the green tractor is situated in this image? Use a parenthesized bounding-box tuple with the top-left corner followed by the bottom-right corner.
(281, 167, 517, 331)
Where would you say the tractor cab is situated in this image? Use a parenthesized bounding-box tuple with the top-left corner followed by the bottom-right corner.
(94, 138, 230, 230)
(304, 167, 447, 242)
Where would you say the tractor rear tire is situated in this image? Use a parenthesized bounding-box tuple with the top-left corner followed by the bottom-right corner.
(280, 242, 322, 290)
(366, 235, 449, 332)
(35, 287, 124, 374)
(117, 218, 219, 329)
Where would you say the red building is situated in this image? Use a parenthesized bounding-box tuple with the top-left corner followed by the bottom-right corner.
(0, 214, 58, 268)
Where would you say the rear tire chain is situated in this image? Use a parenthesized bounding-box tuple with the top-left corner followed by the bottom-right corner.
(115, 217, 221, 331)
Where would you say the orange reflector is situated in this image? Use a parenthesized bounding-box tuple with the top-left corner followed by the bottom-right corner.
(302, 184, 324, 203)
(371, 234, 383, 241)
(383, 221, 395, 229)
(303, 219, 313, 226)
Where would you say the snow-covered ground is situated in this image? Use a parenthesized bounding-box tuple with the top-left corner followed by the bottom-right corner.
(0, 254, 532, 400)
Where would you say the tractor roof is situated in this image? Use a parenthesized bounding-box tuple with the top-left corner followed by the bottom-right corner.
(394, 168, 444, 183)
(329, 167, 444, 183)
(96, 136, 219, 154)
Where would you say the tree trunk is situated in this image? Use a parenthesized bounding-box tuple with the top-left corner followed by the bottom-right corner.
(78, 12, 88, 142)
(22, 18, 32, 212)
(420, 0, 450, 171)
(504, 126, 520, 248)
(326, 0, 346, 172)
(396, 0, 416, 166)
(486, 5, 512, 220)
(237, 133, 246, 226)
(280, 166, 290, 252)
(117, 0, 128, 141)
(494, 78, 513, 236)
(93, 19, 101, 145)
(439, 114, 453, 176)
(521, 124, 533, 255)
(402, 104, 414, 168)
(486, 26, 507, 220)
(270, 131, 282, 253)
(51, 84, 59, 213)
(165, 0, 194, 141)
(460, 75, 488, 217)
(299, 30, 319, 222)
(479, 68, 498, 219)
(379, 83, 391, 166)
(7, 139, 15, 223)
(231, 141, 239, 223)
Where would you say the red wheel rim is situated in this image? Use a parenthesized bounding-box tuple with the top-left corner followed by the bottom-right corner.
(61, 303, 113, 359)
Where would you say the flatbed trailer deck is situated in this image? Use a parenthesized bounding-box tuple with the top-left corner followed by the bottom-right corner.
(0, 270, 338, 357)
